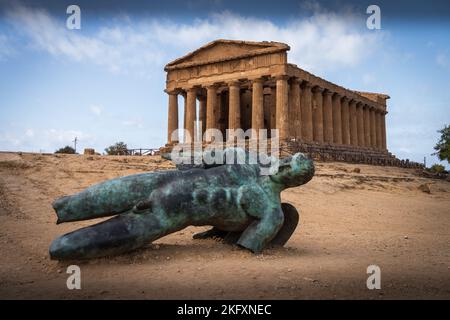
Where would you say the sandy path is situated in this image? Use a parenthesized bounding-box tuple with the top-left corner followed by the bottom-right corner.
(0, 152, 449, 299)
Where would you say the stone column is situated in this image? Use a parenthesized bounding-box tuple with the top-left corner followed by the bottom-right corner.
(375, 110, 382, 150)
(296, 86, 302, 139)
(341, 97, 350, 145)
(251, 78, 264, 138)
(182, 92, 187, 132)
(356, 102, 365, 147)
(370, 107, 376, 149)
(228, 81, 240, 132)
(276, 75, 289, 140)
(198, 95, 207, 139)
(216, 91, 223, 133)
(289, 78, 301, 139)
(364, 104, 371, 148)
(205, 85, 217, 142)
(332, 93, 342, 144)
(301, 82, 313, 142)
(167, 91, 179, 144)
(185, 88, 197, 143)
(269, 87, 276, 130)
(322, 90, 333, 144)
(381, 111, 387, 150)
(312, 86, 324, 143)
(349, 100, 358, 146)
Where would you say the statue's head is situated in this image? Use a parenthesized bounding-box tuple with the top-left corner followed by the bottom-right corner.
(269, 153, 315, 188)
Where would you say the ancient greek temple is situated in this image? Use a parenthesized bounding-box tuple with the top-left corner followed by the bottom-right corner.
(163, 39, 419, 167)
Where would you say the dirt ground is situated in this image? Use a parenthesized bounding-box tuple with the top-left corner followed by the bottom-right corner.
(0, 151, 449, 299)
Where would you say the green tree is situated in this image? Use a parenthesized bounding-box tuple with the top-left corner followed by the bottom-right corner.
(429, 164, 446, 174)
(433, 124, 450, 164)
(55, 146, 76, 154)
(105, 142, 129, 155)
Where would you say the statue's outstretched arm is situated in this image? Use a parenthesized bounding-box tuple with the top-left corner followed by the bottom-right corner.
(53, 170, 178, 223)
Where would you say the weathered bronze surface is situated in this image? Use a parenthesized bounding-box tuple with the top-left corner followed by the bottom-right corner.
(49, 149, 314, 260)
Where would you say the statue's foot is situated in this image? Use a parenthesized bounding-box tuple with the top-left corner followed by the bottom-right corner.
(192, 229, 246, 245)
(192, 228, 242, 245)
(192, 227, 228, 240)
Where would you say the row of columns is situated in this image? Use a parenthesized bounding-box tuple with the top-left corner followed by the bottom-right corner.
(167, 76, 288, 143)
(167, 76, 387, 151)
(288, 79, 386, 150)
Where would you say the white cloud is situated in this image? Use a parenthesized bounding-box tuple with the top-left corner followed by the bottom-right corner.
(90, 105, 102, 116)
(436, 52, 449, 69)
(44, 129, 89, 144)
(0, 128, 93, 153)
(4, 2, 385, 76)
(0, 132, 21, 146)
(25, 129, 34, 137)
(149, 9, 384, 74)
(397, 147, 412, 154)
(122, 119, 144, 129)
(362, 73, 376, 85)
(0, 34, 15, 60)
(4, 4, 165, 76)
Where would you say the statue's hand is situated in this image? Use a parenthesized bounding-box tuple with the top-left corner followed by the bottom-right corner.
(237, 185, 284, 253)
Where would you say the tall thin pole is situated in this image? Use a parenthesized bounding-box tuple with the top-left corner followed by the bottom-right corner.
(73, 137, 78, 153)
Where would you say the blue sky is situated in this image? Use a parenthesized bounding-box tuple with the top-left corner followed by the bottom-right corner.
(0, 0, 449, 167)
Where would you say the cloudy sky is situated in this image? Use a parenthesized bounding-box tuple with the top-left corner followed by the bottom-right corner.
(0, 0, 449, 167)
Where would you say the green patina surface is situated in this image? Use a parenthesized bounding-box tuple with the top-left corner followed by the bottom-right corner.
(49, 148, 314, 260)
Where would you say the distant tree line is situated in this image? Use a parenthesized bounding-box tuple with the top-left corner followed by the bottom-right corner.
(54, 142, 129, 155)
(104, 142, 129, 155)
(55, 146, 76, 154)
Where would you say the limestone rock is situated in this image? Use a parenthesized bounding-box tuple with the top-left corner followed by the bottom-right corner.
(84, 148, 95, 155)
(418, 183, 431, 194)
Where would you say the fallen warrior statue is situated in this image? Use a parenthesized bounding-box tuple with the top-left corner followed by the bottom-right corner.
(49, 148, 314, 260)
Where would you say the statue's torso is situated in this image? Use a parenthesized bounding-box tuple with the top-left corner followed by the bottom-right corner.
(148, 164, 271, 231)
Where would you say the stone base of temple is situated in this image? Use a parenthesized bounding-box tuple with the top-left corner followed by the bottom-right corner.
(280, 141, 423, 168)
(160, 141, 424, 169)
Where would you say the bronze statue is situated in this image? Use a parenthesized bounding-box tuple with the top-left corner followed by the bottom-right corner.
(49, 148, 314, 260)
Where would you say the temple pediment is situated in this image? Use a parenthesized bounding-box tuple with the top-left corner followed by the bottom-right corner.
(165, 39, 289, 71)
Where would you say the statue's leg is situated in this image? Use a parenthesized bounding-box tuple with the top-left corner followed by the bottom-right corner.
(49, 210, 180, 260)
(215, 203, 299, 247)
(269, 203, 299, 246)
(53, 171, 178, 223)
(223, 231, 242, 244)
